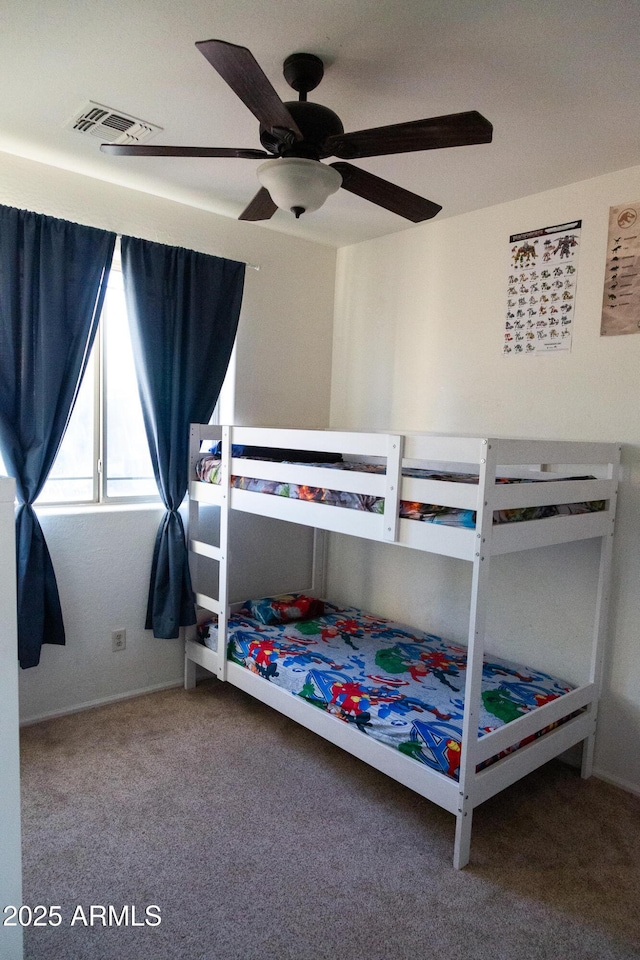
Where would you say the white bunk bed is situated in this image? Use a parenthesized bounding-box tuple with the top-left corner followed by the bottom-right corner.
(184, 423, 620, 868)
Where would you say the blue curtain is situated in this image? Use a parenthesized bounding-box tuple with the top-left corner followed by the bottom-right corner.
(120, 237, 244, 639)
(0, 205, 115, 668)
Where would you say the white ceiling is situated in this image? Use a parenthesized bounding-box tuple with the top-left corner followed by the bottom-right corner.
(2, 0, 640, 248)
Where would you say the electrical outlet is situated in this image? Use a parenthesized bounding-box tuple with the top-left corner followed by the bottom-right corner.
(111, 629, 126, 652)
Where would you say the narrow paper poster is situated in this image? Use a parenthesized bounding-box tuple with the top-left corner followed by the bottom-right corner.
(601, 201, 640, 336)
(504, 220, 581, 356)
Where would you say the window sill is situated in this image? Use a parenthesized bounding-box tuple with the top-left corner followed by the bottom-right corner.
(34, 500, 166, 518)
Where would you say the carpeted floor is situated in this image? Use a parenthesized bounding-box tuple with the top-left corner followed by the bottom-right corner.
(19, 681, 640, 960)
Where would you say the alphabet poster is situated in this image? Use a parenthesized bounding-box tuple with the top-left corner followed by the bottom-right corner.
(503, 220, 581, 356)
(600, 201, 640, 336)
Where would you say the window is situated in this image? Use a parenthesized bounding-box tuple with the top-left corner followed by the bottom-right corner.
(0, 250, 156, 504)
(0, 245, 234, 505)
(34, 258, 157, 505)
(101, 268, 157, 500)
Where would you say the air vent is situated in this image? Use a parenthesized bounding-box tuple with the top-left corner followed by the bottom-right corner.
(67, 101, 162, 144)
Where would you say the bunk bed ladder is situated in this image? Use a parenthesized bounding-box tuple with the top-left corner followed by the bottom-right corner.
(454, 438, 497, 870)
(185, 422, 229, 688)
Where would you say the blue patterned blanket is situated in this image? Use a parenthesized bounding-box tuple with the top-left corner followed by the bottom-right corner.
(199, 600, 573, 780)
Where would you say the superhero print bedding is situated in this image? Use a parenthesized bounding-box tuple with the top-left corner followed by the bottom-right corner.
(194, 454, 604, 528)
(198, 597, 574, 781)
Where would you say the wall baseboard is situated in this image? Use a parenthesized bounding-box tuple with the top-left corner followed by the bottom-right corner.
(19, 679, 183, 728)
(593, 766, 640, 799)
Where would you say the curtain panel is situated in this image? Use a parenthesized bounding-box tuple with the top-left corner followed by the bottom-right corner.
(0, 205, 115, 668)
(120, 236, 244, 639)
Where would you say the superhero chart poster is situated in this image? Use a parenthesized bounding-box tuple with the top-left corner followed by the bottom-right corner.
(503, 220, 581, 357)
(601, 201, 640, 337)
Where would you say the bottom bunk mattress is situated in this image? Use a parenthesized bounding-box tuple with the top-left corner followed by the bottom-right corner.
(198, 596, 574, 781)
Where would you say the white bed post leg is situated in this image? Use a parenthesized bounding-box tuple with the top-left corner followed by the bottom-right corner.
(454, 803, 472, 870)
(581, 728, 596, 779)
(311, 528, 327, 597)
(454, 439, 497, 869)
(216, 425, 231, 683)
(184, 655, 197, 690)
(581, 449, 619, 780)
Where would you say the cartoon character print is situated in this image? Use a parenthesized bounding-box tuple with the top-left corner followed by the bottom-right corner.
(481, 688, 527, 724)
(279, 641, 346, 672)
(320, 616, 367, 650)
(296, 613, 371, 651)
(269, 594, 324, 622)
(375, 694, 452, 723)
(511, 240, 537, 266)
(482, 661, 533, 683)
(237, 628, 346, 678)
(481, 679, 568, 723)
(400, 720, 464, 779)
(327, 676, 457, 731)
(375, 642, 465, 691)
(533, 691, 562, 708)
(247, 639, 280, 680)
(328, 679, 371, 725)
(553, 234, 578, 259)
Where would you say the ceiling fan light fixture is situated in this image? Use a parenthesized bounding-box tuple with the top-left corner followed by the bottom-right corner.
(256, 157, 341, 217)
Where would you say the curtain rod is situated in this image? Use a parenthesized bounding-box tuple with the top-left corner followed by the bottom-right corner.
(114, 234, 260, 271)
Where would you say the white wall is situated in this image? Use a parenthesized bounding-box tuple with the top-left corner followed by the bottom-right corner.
(0, 479, 22, 960)
(0, 150, 337, 722)
(329, 163, 640, 796)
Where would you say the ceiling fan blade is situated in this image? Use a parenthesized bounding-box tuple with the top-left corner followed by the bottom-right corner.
(239, 187, 278, 221)
(325, 111, 493, 160)
(331, 162, 441, 222)
(100, 144, 270, 158)
(196, 39, 302, 140)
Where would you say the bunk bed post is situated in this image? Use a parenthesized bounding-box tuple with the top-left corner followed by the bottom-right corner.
(311, 529, 327, 597)
(184, 657, 197, 690)
(454, 438, 498, 869)
(383, 434, 404, 542)
(581, 446, 620, 779)
(215, 425, 232, 683)
(453, 799, 474, 872)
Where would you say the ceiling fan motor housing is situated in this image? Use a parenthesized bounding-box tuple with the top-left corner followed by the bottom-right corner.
(260, 100, 344, 158)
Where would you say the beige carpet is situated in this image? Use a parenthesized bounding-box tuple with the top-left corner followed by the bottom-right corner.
(19, 680, 640, 960)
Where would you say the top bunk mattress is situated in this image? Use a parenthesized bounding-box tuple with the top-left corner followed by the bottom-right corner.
(194, 453, 605, 529)
(198, 597, 575, 781)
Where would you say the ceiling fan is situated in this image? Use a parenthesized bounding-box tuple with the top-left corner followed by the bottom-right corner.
(101, 39, 493, 223)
